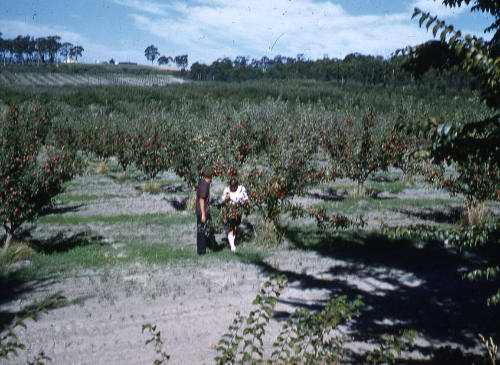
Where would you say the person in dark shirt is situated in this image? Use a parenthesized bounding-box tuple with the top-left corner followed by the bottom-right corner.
(195, 167, 218, 254)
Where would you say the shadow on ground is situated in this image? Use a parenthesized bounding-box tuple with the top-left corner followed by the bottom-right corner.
(245, 227, 500, 363)
(18, 229, 105, 254)
(394, 206, 465, 224)
(1, 230, 107, 330)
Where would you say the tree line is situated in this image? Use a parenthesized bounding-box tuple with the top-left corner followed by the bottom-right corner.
(0, 32, 84, 65)
(188, 48, 476, 89)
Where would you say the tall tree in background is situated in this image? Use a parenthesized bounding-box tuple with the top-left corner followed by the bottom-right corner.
(144, 44, 159, 64)
(60, 42, 73, 60)
(46, 35, 61, 63)
(70, 45, 84, 61)
(174, 54, 188, 69)
(158, 55, 173, 65)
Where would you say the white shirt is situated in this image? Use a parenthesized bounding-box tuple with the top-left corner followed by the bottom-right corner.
(221, 185, 248, 204)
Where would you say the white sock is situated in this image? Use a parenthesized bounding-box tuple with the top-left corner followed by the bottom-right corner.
(228, 233, 236, 252)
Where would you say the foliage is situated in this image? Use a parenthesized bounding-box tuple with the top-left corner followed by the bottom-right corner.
(0, 104, 80, 249)
(215, 276, 417, 364)
(144, 45, 160, 65)
(0, 293, 66, 362)
(320, 112, 392, 195)
(271, 295, 364, 365)
(306, 206, 365, 231)
(142, 323, 170, 365)
(365, 329, 418, 365)
(130, 119, 169, 179)
(383, 120, 426, 179)
(215, 275, 286, 364)
(394, 1, 500, 305)
(479, 333, 499, 365)
(190, 52, 473, 90)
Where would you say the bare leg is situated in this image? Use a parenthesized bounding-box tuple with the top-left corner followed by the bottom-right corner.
(227, 228, 236, 252)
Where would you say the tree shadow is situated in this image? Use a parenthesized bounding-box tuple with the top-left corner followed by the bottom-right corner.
(1, 229, 107, 329)
(393, 206, 464, 224)
(0, 277, 65, 330)
(161, 183, 190, 193)
(17, 229, 106, 254)
(167, 196, 188, 211)
(245, 227, 499, 363)
(306, 188, 347, 202)
(39, 203, 84, 216)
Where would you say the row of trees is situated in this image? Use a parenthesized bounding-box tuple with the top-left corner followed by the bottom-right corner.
(144, 44, 188, 68)
(0, 32, 84, 65)
(188, 50, 476, 89)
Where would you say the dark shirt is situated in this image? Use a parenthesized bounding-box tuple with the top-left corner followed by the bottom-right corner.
(195, 178, 210, 216)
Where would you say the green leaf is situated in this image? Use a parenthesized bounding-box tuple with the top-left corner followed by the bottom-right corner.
(419, 13, 429, 27)
(433, 23, 441, 37)
(412, 8, 421, 19)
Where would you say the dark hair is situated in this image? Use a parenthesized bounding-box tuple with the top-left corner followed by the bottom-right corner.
(203, 166, 214, 178)
(229, 177, 238, 188)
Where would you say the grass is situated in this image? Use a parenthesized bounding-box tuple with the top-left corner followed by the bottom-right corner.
(55, 193, 123, 202)
(37, 213, 195, 226)
(0, 237, 267, 281)
(319, 197, 462, 215)
(0, 241, 36, 266)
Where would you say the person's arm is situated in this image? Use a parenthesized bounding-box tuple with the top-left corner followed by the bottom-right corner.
(221, 188, 230, 204)
(200, 197, 206, 223)
(240, 186, 249, 202)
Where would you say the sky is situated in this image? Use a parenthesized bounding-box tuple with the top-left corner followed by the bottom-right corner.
(0, 0, 495, 66)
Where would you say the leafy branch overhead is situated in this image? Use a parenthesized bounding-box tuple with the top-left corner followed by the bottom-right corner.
(398, 7, 499, 108)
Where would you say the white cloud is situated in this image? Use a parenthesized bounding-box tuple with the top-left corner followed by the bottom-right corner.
(411, 0, 470, 18)
(0, 19, 87, 44)
(121, 0, 434, 63)
(2, 0, 486, 65)
(110, 0, 170, 16)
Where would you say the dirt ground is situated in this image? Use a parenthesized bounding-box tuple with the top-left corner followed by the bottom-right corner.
(1, 168, 499, 364)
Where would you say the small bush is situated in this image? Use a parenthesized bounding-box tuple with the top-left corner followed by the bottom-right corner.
(141, 179, 162, 194)
(97, 161, 108, 174)
(0, 240, 35, 266)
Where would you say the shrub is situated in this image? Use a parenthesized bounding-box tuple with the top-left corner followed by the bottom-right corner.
(320, 113, 391, 196)
(0, 104, 80, 250)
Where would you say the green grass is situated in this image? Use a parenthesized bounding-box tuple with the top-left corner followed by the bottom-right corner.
(0, 238, 267, 281)
(55, 193, 123, 202)
(368, 181, 408, 194)
(318, 197, 462, 215)
(0, 241, 109, 280)
(38, 213, 195, 226)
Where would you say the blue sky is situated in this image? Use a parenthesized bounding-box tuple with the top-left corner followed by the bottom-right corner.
(0, 0, 494, 65)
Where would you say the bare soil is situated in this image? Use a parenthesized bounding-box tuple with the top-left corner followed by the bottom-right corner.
(1, 167, 499, 364)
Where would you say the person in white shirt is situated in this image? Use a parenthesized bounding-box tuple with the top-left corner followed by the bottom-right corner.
(221, 177, 249, 252)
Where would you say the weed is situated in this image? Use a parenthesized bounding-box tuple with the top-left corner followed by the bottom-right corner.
(271, 295, 364, 364)
(253, 218, 282, 248)
(0, 293, 67, 363)
(365, 329, 418, 364)
(97, 161, 108, 174)
(466, 199, 486, 225)
(0, 241, 35, 266)
(215, 275, 286, 364)
(479, 333, 498, 365)
(142, 179, 163, 194)
(142, 323, 170, 364)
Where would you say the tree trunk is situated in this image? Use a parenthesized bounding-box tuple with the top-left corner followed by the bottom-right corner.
(3, 232, 12, 252)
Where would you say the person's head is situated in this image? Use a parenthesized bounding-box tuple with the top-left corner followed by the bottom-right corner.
(229, 177, 238, 191)
(203, 167, 214, 182)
